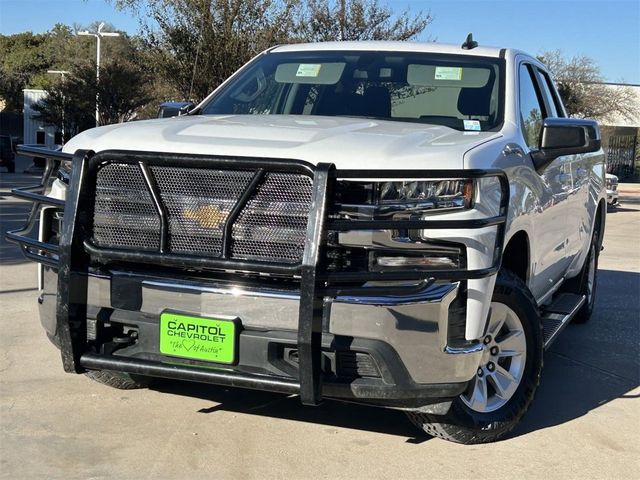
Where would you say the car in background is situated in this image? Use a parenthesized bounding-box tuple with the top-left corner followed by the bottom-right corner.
(606, 173, 619, 208)
(0, 135, 16, 173)
(157, 101, 195, 118)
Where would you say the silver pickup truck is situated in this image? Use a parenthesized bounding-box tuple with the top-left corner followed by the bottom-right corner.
(8, 40, 606, 444)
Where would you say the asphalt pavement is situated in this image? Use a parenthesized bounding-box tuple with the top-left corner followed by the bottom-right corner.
(1, 156, 638, 479)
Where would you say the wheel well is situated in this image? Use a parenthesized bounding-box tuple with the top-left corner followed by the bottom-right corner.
(501, 231, 530, 283)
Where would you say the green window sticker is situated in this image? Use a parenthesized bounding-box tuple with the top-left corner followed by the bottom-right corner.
(159, 312, 237, 364)
(434, 66, 463, 81)
(296, 63, 322, 77)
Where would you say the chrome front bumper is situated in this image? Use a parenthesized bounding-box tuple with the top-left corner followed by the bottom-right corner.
(40, 267, 482, 391)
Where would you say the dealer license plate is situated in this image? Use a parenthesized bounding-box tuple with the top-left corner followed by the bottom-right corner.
(159, 312, 237, 364)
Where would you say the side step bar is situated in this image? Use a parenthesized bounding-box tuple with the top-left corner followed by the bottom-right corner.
(80, 353, 300, 394)
(541, 293, 586, 349)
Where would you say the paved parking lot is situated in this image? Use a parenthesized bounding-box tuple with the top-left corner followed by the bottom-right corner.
(1, 158, 639, 479)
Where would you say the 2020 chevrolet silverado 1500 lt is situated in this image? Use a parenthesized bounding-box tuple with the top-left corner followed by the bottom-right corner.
(8, 40, 606, 444)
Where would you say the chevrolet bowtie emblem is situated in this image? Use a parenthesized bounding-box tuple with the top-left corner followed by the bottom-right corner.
(183, 205, 226, 229)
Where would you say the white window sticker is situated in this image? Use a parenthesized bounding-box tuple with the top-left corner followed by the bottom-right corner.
(296, 64, 322, 77)
(434, 66, 462, 81)
(463, 119, 481, 131)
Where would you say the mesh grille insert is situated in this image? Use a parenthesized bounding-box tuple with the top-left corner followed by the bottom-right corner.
(93, 163, 161, 251)
(231, 173, 313, 263)
(150, 166, 254, 256)
(91, 162, 313, 265)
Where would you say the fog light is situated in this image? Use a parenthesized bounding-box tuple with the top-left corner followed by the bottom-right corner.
(375, 255, 459, 269)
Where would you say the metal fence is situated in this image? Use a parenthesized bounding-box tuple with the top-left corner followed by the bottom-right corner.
(606, 132, 638, 179)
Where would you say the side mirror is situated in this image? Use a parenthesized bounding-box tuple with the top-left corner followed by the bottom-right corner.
(530, 118, 601, 172)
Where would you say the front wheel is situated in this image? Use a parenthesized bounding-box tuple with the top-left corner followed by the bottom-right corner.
(407, 269, 543, 444)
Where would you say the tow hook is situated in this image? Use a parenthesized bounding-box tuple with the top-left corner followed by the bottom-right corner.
(101, 330, 138, 355)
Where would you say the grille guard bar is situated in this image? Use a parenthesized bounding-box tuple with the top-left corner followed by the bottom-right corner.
(6, 147, 509, 406)
(5, 146, 70, 268)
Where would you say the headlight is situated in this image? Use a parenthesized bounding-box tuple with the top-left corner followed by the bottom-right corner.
(333, 177, 476, 220)
(333, 178, 475, 218)
(377, 179, 474, 210)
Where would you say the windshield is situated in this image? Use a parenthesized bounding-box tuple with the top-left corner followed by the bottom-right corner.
(201, 51, 503, 131)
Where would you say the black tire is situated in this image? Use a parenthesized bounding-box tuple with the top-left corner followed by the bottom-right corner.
(563, 225, 600, 324)
(85, 370, 154, 390)
(406, 269, 543, 444)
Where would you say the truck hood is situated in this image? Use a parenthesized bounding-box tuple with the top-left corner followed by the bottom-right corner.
(63, 115, 501, 170)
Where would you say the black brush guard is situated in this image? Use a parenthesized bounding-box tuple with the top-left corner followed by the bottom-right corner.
(7, 146, 509, 406)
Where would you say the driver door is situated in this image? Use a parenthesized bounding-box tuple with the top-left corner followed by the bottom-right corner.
(518, 62, 572, 297)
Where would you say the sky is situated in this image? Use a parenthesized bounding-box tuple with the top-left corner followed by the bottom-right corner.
(0, 0, 639, 83)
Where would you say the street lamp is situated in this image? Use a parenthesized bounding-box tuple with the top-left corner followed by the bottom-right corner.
(47, 70, 70, 144)
(78, 22, 120, 127)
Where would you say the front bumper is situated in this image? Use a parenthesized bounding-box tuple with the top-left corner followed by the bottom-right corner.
(607, 188, 619, 205)
(8, 146, 508, 409)
(38, 266, 480, 407)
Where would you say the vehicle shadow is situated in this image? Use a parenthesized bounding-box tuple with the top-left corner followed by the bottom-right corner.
(151, 268, 639, 443)
(515, 268, 639, 436)
(153, 380, 424, 440)
(607, 207, 637, 214)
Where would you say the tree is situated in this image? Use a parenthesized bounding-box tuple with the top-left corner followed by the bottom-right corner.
(31, 60, 152, 139)
(0, 23, 138, 114)
(30, 71, 94, 140)
(0, 31, 51, 112)
(97, 60, 153, 124)
(110, 0, 432, 103)
(296, 0, 432, 43)
(112, 0, 300, 102)
(538, 50, 637, 123)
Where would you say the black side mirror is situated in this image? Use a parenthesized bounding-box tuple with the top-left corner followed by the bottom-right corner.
(531, 118, 601, 172)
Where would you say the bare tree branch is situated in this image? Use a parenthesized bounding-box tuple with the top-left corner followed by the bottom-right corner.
(538, 49, 637, 123)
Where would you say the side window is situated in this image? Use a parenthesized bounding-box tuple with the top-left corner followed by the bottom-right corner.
(538, 69, 565, 117)
(518, 64, 545, 150)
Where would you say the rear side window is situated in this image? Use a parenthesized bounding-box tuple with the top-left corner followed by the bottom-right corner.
(518, 64, 544, 150)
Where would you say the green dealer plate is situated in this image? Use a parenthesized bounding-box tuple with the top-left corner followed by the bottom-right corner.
(159, 312, 237, 364)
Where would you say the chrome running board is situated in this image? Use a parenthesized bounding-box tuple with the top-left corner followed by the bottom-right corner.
(541, 293, 586, 349)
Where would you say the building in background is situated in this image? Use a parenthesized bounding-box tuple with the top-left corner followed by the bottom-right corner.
(23, 89, 59, 149)
(600, 83, 640, 179)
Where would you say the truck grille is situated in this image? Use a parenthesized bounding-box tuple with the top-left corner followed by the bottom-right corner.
(92, 162, 313, 264)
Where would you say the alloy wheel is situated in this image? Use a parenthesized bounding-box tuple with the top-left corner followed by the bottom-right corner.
(460, 302, 527, 413)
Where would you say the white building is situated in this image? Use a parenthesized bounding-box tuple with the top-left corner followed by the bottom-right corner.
(23, 89, 58, 148)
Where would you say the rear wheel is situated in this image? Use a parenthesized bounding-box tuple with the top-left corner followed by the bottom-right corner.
(564, 225, 600, 324)
(407, 269, 543, 444)
(85, 370, 154, 390)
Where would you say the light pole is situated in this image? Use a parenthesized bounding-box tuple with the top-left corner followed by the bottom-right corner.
(47, 70, 70, 144)
(78, 22, 120, 127)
